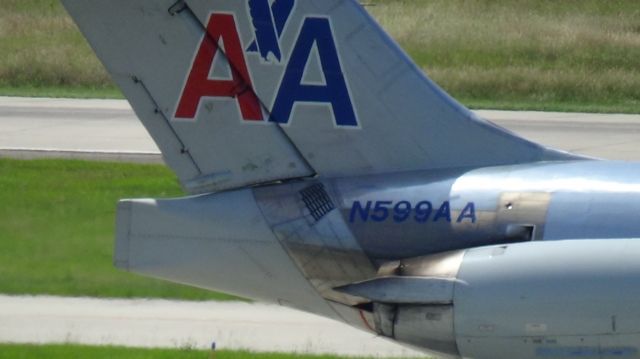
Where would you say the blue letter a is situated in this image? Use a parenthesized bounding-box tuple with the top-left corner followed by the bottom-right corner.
(270, 17, 358, 127)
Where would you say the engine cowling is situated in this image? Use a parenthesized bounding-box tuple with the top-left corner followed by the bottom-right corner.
(337, 240, 640, 359)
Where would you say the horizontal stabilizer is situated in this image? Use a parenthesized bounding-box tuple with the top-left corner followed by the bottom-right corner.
(114, 190, 339, 318)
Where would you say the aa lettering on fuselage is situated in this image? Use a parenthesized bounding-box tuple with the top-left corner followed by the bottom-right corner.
(349, 200, 477, 224)
(174, 0, 358, 127)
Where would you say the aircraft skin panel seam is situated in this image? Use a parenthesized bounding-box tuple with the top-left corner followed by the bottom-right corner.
(132, 76, 204, 175)
(180, 1, 317, 179)
(248, 188, 347, 323)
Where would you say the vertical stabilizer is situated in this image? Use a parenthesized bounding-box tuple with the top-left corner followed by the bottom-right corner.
(63, 0, 577, 194)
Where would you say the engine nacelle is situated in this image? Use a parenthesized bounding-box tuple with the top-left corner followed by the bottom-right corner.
(338, 240, 640, 359)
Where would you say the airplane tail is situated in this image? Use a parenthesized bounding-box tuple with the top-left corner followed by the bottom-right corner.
(63, 0, 576, 194)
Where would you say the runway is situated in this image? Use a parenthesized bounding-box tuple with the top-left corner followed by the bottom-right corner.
(0, 97, 160, 163)
(0, 295, 423, 357)
(1, 97, 640, 161)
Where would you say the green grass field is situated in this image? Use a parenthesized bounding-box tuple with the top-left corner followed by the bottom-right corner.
(0, 0, 115, 95)
(368, 0, 640, 113)
(0, 158, 238, 300)
(0, 0, 639, 113)
(0, 344, 406, 359)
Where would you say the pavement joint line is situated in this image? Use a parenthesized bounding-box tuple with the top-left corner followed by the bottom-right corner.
(0, 147, 160, 155)
(0, 148, 164, 163)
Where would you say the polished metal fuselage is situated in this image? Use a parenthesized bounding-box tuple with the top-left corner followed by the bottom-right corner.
(252, 159, 640, 358)
(255, 159, 640, 271)
(115, 159, 640, 358)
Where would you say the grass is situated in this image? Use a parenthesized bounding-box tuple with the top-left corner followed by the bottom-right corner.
(0, 158, 239, 300)
(0, 344, 406, 359)
(367, 0, 640, 113)
(0, 0, 114, 95)
(1, 0, 639, 112)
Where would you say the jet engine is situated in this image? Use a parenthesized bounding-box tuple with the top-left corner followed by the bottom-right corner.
(337, 240, 640, 359)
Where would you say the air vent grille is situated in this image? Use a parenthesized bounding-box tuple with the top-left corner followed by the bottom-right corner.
(300, 183, 335, 222)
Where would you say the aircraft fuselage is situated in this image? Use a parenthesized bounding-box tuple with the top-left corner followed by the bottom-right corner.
(115, 159, 640, 358)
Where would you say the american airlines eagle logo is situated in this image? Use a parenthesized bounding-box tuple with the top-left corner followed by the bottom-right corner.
(246, 0, 295, 63)
(174, 0, 359, 127)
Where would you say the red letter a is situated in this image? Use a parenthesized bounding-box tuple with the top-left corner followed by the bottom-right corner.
(175, 13, 263, 121)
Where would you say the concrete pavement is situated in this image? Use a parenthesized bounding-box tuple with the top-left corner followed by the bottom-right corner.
(1, 97, 639, 161)
(0, 295, 424, 357)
